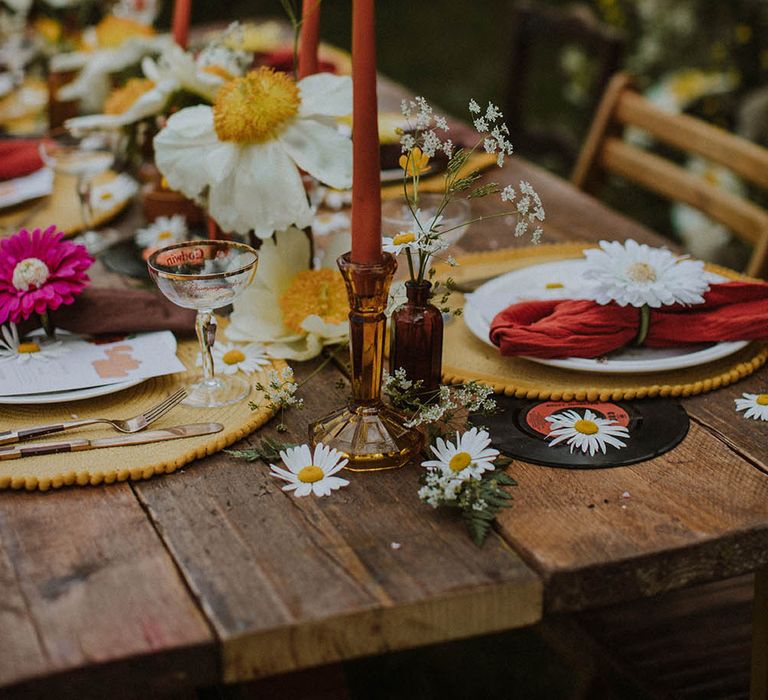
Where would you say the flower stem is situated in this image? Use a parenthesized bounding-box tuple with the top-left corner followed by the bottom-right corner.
(39, 310, 55, 340)
(635, 304, 651, 346)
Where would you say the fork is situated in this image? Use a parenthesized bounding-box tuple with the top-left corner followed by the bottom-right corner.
(0, 387, 187, 447)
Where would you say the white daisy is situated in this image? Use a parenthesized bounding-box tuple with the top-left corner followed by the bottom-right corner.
(90, 174, 139, 211)
(66, 43, 245, 133)
(582, 239, 715, 308)
(382, 230, 423, 256)
(734, 393, 768, 421)
(421, 427, 500, 480)
(0, 324, 68, 363)
(153, 67, 353, 237)
(135, 215, 188, 250)
(202, 342, 270, 376)
(226, 227, 349, 360)
(545, 409, 630, 456)
(269, 443, 350, 497)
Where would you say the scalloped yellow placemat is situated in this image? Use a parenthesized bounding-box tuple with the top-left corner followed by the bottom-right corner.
(0, 340, 285, 491)
(0, 170, 132, 238)
(437, 244, 768, 400)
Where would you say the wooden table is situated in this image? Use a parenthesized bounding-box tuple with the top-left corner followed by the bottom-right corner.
(1, 76, 767, 699)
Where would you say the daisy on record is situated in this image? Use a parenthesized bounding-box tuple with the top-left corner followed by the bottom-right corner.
(545, 409, 630, 456)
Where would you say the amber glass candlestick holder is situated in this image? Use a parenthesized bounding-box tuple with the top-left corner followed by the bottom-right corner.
(309, 252, 424, 471)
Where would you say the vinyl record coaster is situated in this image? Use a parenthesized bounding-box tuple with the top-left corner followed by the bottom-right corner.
(471, 397, 689, 469)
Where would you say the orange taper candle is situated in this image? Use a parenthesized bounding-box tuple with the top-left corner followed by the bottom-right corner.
(350, 0, 382, 264)
(172, 0, 191, 49)
(298, 0, 321, 79)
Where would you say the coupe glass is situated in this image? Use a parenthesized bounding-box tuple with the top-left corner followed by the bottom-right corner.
(39, 131, 118, 254)
(147, 241, 259, 408)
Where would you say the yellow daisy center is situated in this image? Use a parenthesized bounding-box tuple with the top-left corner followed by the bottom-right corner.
(100, 192, 113, 201)
(279, 269, 349, 335)
(33, 17, 62, 44)
(213, 68, 300, 144)
(222, 349, 246, 365)
(756, 394, 768, 406)
(574, 419, 599, 435)
(399, 147, 430, 176)
(95, 15, 155, 49)
(626, 262, 657, 283)
(105, 78, 155, 116)
(393, 232, 416, 246)
(545, 282, 564, 289)
(17, 342, 41, 354)
(157, 231, 174, 241)
(297, 465, 324, 483)
(448, 451, 473, 472)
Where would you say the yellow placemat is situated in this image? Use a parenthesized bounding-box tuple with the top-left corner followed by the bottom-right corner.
(0, 340, 285, 491)
(0, 170, 132, 238)
(381, 151, 498, 200)
(438, 244, 768, 400)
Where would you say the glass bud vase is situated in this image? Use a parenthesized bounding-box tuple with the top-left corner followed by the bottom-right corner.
(390, 281, 443, 394)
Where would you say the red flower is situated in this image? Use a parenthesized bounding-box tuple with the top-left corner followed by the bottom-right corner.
(0, 226, 94, 324)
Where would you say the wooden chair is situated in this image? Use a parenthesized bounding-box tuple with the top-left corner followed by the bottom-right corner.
(505, 2, 625, 173)
(572, 72, 768, 279)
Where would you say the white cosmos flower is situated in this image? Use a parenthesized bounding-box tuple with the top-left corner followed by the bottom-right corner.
(66, 44, 245, 133)
(734, 393, 768, 421)
(202, 342, 270, 376)
(90, 174, 138, 211)
(0, 324, 68, 363)
(582, 239, 715, 308)
(53, 23, 172, 112)
(545, 409, 630, 456)
(153, 67, 353, 237)
(269, 443, 350, 497)
(226, 227, 348, 361)
(421, 427, 500, 480)
(135, 215, 188, 250)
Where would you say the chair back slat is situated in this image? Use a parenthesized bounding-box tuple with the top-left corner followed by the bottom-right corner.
(615, 92, 768, 190)
(572, 72, 768, 279)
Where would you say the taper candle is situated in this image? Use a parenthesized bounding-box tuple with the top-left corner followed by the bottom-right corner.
(172, 0, 191, 49)
(298, 0, 320, 79)
(350, 0, 382, 264)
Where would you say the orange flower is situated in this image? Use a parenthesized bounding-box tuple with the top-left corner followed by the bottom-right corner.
(95, 15, 155, 49)
(399, 147, 430, 176)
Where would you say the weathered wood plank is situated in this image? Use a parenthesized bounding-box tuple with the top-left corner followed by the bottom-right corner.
(494, 420, 768, 613)
(131, 361, 541, 683)
(0, 485, 217, 697)
(683, 365, 768, 476)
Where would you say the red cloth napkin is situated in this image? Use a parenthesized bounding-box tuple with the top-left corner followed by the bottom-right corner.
(255, 48, 338, 74)
(0, 139, 46, 181)
(489, 281, 768, 358)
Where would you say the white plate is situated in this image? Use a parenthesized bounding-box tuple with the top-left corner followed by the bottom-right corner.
(1, 377, 147, 405)
(463, 258, 748, 374)
(0, 332, 179, 404)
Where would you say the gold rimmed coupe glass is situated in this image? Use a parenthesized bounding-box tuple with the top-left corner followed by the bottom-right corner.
(148, 241, 259, 408)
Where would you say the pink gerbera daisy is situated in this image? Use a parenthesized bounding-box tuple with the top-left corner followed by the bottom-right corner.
(0, 226, 94, 324)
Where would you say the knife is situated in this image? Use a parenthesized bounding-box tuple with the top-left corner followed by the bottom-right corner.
(0, 423, 224, 460)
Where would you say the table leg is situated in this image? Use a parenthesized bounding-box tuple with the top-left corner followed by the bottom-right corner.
(751, 568, 768, 700)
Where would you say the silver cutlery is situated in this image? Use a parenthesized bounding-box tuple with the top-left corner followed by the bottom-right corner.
(0, 423, 223, 460)
(0, 387, 187, 446)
